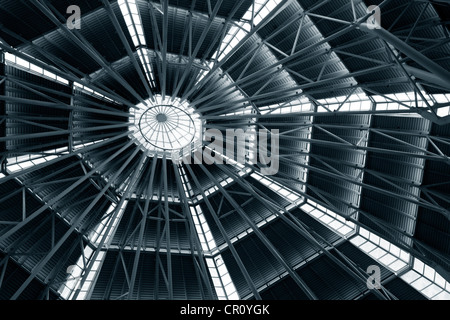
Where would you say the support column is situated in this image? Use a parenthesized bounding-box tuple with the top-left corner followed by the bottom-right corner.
(0, 51, 6, 172)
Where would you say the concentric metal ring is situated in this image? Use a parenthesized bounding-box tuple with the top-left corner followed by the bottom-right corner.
(138, 104, 197, 151)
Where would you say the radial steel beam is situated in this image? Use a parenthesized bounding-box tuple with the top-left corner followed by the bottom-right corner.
(101, 0, 154, 101)
(214, 163, 392, 300)
(30, 0, 147, 106)
(0, 138, 136, 244)
(162, 155, 173, 299)
(0, 38, 136, 110)
(171, 0, 226, 99)
(195, 162, 319, 300)
(71, 151, 147, 300)
(10, 144, 143, 300)
(0, 53, 4, 168)
(359, 22, 450, 87)
(127, 157, 157, 299)
(183, 0, 294, 100)
(183, 162, 262, 299)
(172, 163, 216, 299)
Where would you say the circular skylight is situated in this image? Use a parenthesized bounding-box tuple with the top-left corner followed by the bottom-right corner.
(129, 95, 202, 157)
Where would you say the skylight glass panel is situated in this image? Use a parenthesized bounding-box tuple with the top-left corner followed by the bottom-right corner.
(373, 92, 433, 112)
(60, 201, 128, 300)
(118, 0, 145, 47)
(178, 168, 238, 300)
(73, 82, 119, 104)
(5, 52, 69, 85)
(259, 96, 314, 114)
(137, 48, 156, 87)
(6, 148, 68, 173)
(118, 0, 156, 89)
(432, 94, 450, 117)
(300, 199, 356, 238)
(350, 226, 410, 273)
(317, 93, 372, 112)
(400, 258, 450, 300)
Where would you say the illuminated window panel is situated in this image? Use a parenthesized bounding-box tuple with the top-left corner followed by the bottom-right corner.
(219, 106, 256, 117)
(6, 147, 68, 173)
(60, 201, 128, 300)
(73, 82, 119, 104)
(373, 92, 433, 112)
(58, 247, 106, 300)
(5, 140, 106, 174)
(300, 200, 356, 238)
(431, 93, 450, 117)
(118, 0, 146, 48)
(242, 0, 283, 26)
(4, 52, 69, 85)
(178, 167, 239, 300)
(118, 0, 155, 89)
(250, 172, 303, 205)
(191, 205, 239, 300)
(350, 227, 410, 274)
(317, 93, 372, 112)
(137, 48, 156, 88)
(260, 96, 314, 115)
(5, 52, 122, 103)
(401, 259, 450, 300)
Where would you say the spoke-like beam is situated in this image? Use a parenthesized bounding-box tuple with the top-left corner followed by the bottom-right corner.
(184, 162, 262, 299)
(195, 162, 319, 300)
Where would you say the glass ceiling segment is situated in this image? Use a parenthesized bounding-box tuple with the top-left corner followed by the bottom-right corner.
(129, 95, 203, 158)
(316, 92, 372, 112)
(300, 200, 356, 238)
(60, 201, 128, 300)
(118, 0, 156, 89)
(4, 52, 69, 85)
(118, 0, 146, 48)
(178, 167, 239, 300)
(350, 227, 410, 274)
(401, 259, 450, 300)
(259, 96, 314, 114)
(195, 0, 282, 86)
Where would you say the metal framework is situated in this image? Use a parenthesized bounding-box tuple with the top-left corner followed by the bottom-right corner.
(0, 0, 449, 300)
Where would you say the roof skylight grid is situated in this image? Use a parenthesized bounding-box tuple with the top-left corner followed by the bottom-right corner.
(190, 206, 240, 300)
(129, 95, 202, 157)
(1, 0, 450, 302)
(195, 0, 282, 86)
(373, 91, 433, 112)
(178, 168, 239, 300)
(59, 201, 128, 300)
(316, 92, 372, 112)
(432, 93, 450, 117)
(118, 0, 156, 89)
(300, 200, 356, 238)
(118, 0, 146, 48)
(4, 52, 69, 86)
(73, 82, 119, 104)
(259, 96, 314, 114)
(401, 258, 450, 300)
(350, 227, 410, 274)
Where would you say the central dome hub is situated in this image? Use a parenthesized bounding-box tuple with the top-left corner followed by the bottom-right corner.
(156, 113, 168, 123)
(129, 95, 203, 158)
